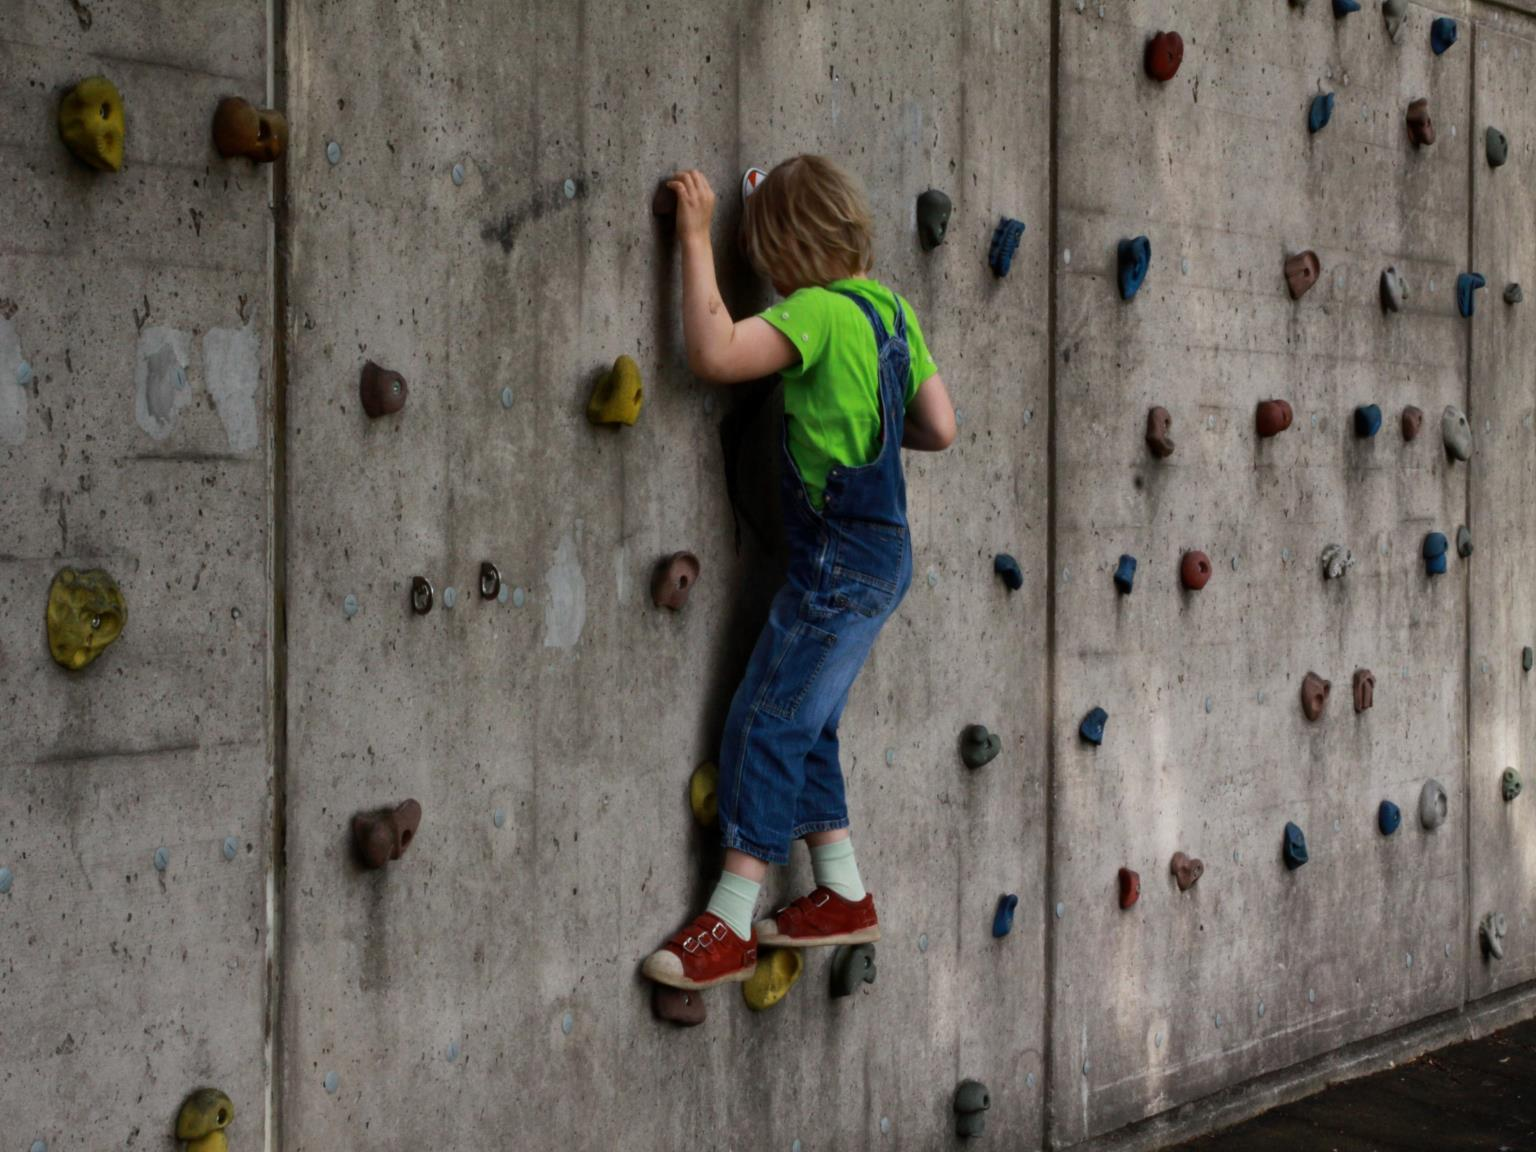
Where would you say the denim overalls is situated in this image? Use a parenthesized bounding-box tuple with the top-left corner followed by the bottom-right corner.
(716, 288, 914, 865)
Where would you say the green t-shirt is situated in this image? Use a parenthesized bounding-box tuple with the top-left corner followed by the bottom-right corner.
(760, 278, 938, 508)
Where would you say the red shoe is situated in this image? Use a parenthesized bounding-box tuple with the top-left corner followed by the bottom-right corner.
(642, 912, 758, 990)
(754, 887, 880, 948)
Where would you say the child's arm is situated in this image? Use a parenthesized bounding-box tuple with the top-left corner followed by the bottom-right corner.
(903, 374, 957, 451)
(669, 169, 799, 385)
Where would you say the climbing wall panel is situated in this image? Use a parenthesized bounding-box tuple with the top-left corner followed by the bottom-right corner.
(280, 1, 1050, 1147)
(1467, 12, 1536, 1001)
(0, 3, 274, 1148)
(1050, 1, 1472, 1143)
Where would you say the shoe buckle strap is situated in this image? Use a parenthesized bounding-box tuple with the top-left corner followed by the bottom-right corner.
(711, 922, 728, 941)
(811, 890, 831, 907)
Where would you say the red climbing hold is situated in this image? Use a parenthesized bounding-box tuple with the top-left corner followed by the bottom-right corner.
(1144, 31, 1184, 82)
(352, 799, 422, 869)
(1256, 400, 1294, 438)
(1118, 868, 1141, 909)
(1407, 99, 1435, 148)
(1285, 251, 1321, 300)
(1180, 550, 1212, 591)
(1170, 852, 1204, 892)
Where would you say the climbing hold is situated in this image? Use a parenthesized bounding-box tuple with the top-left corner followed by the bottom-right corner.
(1332, 0, 1360, 15)
(1308, 92, 1335, 135)
(651, 984, 706, 1026)
(586, 355, 643, 426)
(1419, 778, 1448, 830)
(651, 551, 701, 610)
(1501, 767, 1522, 803)
(212, 97, 287, 162)
(1506, 284, 1524, 305)
(992, 894, 1018, 938)
(1285, 251, 1321, 300)
(1113, 554, 1137, 594)
(1524, 646, 1533, 672)
(1487, 127, 1509, 169)
(47, 567, 127, 670)
(1145, 406, 1176, 458)
(741, 166, 767, 201)
(1456, 526, 1472, 559)
(1354, 404, 1383, 438)
(1423, 532, 1449, 576)
(1180, 550, 1212, 591)
(1443, 405, 1473, 461)
(410, 576, 434, 614)
(1118, 867, 1140, 909)
(1401, 405, 1423, 441)
(351, 799, 422, 869)
(1256, 399, 1294, 438)
(1353, 668, 1375, 713)
(742, 947, 802, 1011)
(1430, 16, 1457, 54)
(1382, 0, 1408, 40)
(1079, 706, 1108, 746)
(689, 762, 718, 826)
(651, 180, 677, 220)
(1282, 822, 1309, 870)
(961, 725, 1002, 769)
(988, 217, 1025, 278)
(1381, 267, 1409, 313)
(1407, 99, 1435, 148)
(359, 361, 407, 419)
(1300, 672, 1331, 722)
(58, 76, 125, 172)
(954, 1080, 991, 1138)
(1481, 912, 1506, 960)
(1321, 544, 1355, 580)
(176, 1088, 234, 1152)
(1170, 852, 1204, 892)
(917, 189, 952, 251)
(1457, 273, 1487, 318)
(1379, 800, 1402, 836)
(479, 562, 501, 600)
(1117, 236, 1151, 301)
(994, 553, 1024, 592)
(1144, 31, 1184, 82)
(830, 943, 878, 998)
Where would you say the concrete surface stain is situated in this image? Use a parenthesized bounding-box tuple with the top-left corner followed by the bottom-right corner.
(542, 528, 586, 648)
(0, 316, 27, 445)
(203, 321, 261, 452)
(134, 326, 193, 440)
(481, 177, 591, 254)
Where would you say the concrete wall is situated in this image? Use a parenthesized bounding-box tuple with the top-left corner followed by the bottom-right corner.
(7, 1, 1536, 1150)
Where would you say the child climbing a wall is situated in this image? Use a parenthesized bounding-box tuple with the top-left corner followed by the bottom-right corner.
(643, 157, 956, 991)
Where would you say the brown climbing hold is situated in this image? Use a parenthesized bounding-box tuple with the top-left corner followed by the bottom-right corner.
(1170, 852, 1203, 892)
(1144, 31, 1184, 82)
(359, 361, 408, 419)
(1285, 251, 1321, 300)
(212, 97, 288, 163)
(1401, 405, 1424, 441)
(651, 552, 701, 611)
(1180, 550, 1212, 591)
(1256, 399, 1294, 438)
(1407, 99, 1435, 147)
(352, 799, 422, 870)
(1118, 867, 1141, 909)
(1301, 671, 1331, 722)
(652, 983, 707, 1027)
(1353, 668, 1374, 713)
(1146, 406, 1176, 459)
(652, 181, 677, 218)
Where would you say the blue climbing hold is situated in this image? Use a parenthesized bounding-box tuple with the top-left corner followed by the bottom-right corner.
(1118, 236, 1151, 301)
(989, 217, 1025, 278)
(993, 893, 1018, 938)
(1354, 404, 1382, 438)
(1333, 0, 1360, 15)
(1379, 800, 1402, 836)
(1308, 92, 1335, 135)
(1282, 822, 1309, 870)
(994, 553, 1024, 591)
(1431, 17, 1457, 54)
(1424, 532, 1448, 576)
(1079, 706, 1109, 746)
(1457, 273, 1486, 318)
(1113, 554, 1137, 595)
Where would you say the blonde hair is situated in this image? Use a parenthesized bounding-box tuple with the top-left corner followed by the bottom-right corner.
(741, 155, 874, 292)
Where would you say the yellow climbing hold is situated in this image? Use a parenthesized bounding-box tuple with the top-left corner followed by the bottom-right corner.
(58, 76, 125, 172)
(47, 567, 127, 670)
(689, 762, 718, 826)
(176, 1087, 234, 1152)
(742, 947, 803, 1011)
(586, 355, 643, 426)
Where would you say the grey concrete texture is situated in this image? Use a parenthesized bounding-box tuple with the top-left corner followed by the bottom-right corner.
(0, 1, 275, 1150)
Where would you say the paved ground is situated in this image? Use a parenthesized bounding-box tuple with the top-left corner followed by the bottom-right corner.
(1172, 1017, 1536, 1151)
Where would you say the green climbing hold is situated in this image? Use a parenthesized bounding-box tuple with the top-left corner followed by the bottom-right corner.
(830, 943, 877, 998)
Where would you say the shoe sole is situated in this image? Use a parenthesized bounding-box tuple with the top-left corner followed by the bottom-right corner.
(756, 925, 881, 949)
(641, 957, 758, 991)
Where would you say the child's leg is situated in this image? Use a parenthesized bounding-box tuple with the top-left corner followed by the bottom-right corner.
(702, 850, 767, 940)
(793, 690, 867, 902)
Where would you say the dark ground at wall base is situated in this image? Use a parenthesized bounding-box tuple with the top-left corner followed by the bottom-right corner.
(1169, 1017, 1536, 1151)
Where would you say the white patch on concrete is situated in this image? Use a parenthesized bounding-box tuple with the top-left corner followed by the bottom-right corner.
(203, 321, 261, 453)
(0, 317, 28, 446)
(542, 527, 586, 648)
(134, 326, 193, 441)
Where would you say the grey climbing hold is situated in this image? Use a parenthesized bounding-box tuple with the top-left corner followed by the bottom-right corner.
(1443, 405, 1473, 461)
(153, 847, 169, 872)
(916, 189, 953, 251)
(1382, 0, 1408, 41)
(830, 943, 877, 997)
(1380, 267, 1408, 312)
(1505, 284, 1523, 306)
(342, 593, 359, 618)
(324, 1071, 339, 1094)
(1321, 544, 1354, 580)
(1487, 127, 1509, 169)
(1456, 525, 1472, 558)
(325, 140, 341, 165)
(954, 1080, 991, 1138)
(222, 836, 238, 861)
(1420, 778, 1448, 830)
(1481, 911, 1506, 960)
(451, 162, 465, 186)
(1524, 646, 1533, 672)
(1502, 768, 1522, 802)
(0, 867, 12, 894)
(961, 725, 1001, 769)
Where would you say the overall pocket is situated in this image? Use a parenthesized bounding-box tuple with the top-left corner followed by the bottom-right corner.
(828, 518, 908, 608)
(756, 618, 839, 721)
